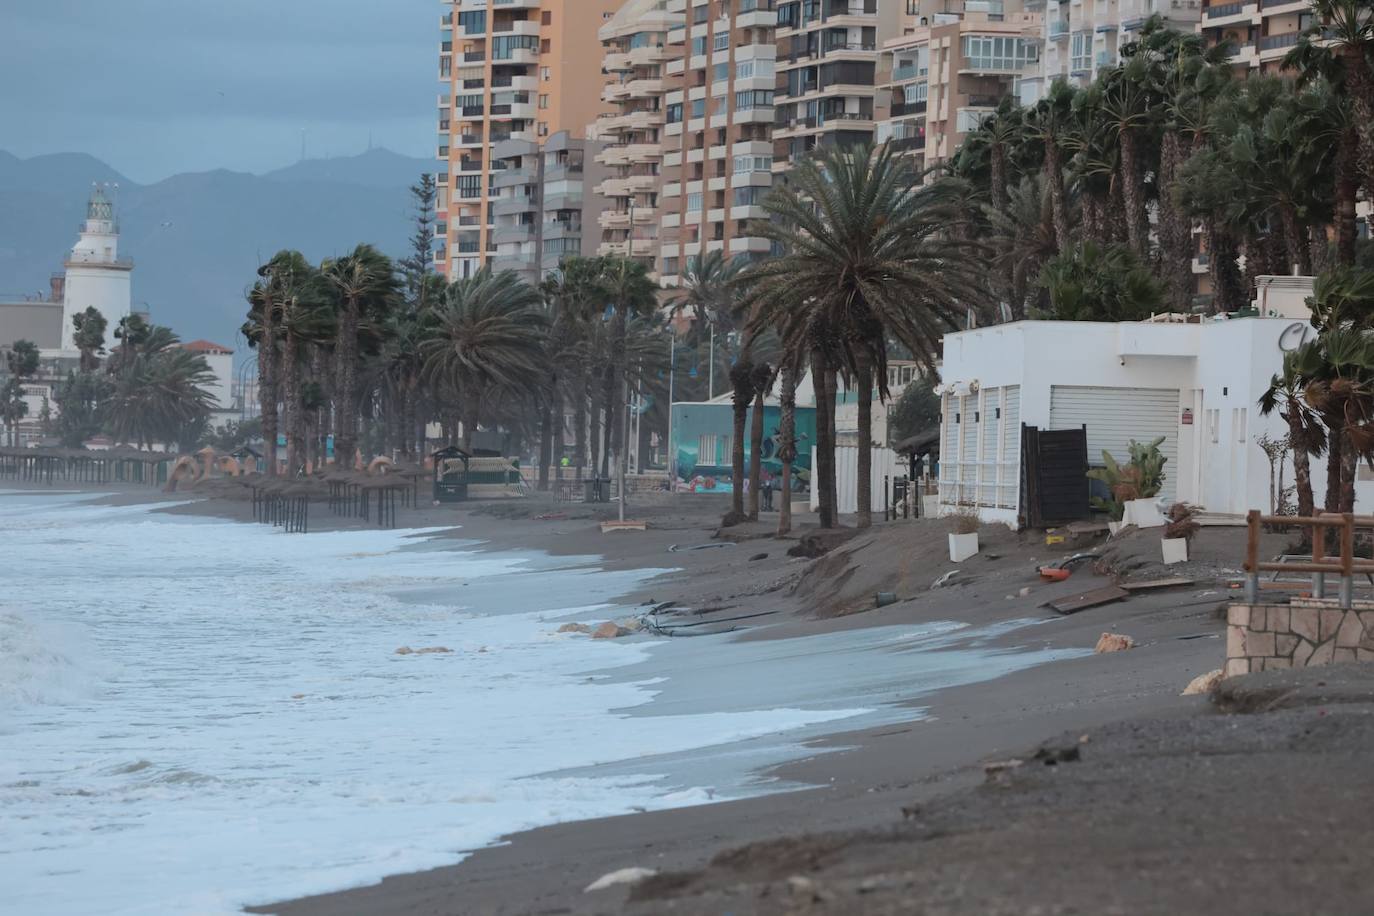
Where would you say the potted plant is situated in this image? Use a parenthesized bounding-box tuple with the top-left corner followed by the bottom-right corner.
(948, 507, 981, 562)
(1161, 502, 1199, 564)
(1087, 437, 1167, 530)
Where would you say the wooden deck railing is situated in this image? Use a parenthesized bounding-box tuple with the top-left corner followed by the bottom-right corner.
(1244, 510, 1369, 608)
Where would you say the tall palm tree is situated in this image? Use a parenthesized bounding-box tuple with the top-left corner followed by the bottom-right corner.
(1027, 80, 1079, 253)
(266, 253, 331, 475)
(104, 326, 216, 449)
(598, 257, 659, 480)
(320, 244, 402, 469)
(1096, 56, 1158, 258)
(774, 352, 804, 535)
(420, 269, 547, 452)
(676, 251, 750, 514)
(1259, 348, 1326, 517)
(71, 307, 108, 374)
(742, 143, 984, 528)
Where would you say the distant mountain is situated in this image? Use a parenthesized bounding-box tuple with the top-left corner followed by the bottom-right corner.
(263, 147, 433, 190)
(0, 149, 434, 354)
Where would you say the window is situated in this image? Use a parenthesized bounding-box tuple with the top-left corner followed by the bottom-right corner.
(713, 31, 730, 52)
(686, 191, 704, 211)
(539, 94, 549, 109)
(713, 62, 729, 81)
(732, 185, 765, 206)
(439, 56, 452, 78)
(733, 154, 771, 173)
(457, 175, 482, 199)
(666, 102, 683, 123)
(541, 66, 551, 81)
(735, 60, 755, 79)
(734, 89, 773, 111)
(692, 36, 707, 55)
(698, 434, 730, 465)
(961, 35, 1038, 71)
(690, 98, 706, 118)
(538, 121, 549, 136)
(493, 35, 538, 59)
(712, 94, 726, 114)
(541, 10, 551, 25)
(1070, 32, 1091, 72)
(458, 10, 486, 34)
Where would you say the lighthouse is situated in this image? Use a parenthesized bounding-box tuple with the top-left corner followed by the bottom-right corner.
(59, 185, 133, 353)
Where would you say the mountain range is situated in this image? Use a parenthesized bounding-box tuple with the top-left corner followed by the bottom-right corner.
(0, 148, 433, 355)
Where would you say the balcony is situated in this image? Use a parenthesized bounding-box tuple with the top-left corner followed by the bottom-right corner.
(1259, 31, 1301, 51)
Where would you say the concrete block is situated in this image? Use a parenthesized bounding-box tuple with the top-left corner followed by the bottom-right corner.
(1251, 607, 1267, 631)
(1334, 648, 1358, 663)
(1267, 657, 1293, 670)
(1292, 608, 1321, 643)
(1224, 658, 1250, 678)
(1357, 649, 1374, 662)
(1268, 607, 1290, 633)
(1276, 633, 1299, 657)
(1336, 612, 1365, 649)
(1360, 611, 1374, 633)
(1227, 625, 1246, 658)
(1246, 631, 1276, 657)
(1321, 608, 1346, 642)
(1309, 639, 1335, 667)
(1228, 605, 1250, 628)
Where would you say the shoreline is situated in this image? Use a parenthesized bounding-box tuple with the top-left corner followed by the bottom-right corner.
(2, 482, 1242, 915)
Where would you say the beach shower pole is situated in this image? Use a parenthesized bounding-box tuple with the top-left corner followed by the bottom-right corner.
(619, 374, 628, 522)
(667, 332, 676, 481)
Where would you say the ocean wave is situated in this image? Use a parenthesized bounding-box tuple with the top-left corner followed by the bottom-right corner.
(0, 609, 108, 708)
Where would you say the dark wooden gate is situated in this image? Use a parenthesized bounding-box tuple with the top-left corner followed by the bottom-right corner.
(1020, 424, 1089, 529)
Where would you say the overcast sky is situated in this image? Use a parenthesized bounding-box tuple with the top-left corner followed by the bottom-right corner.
(1, 0, 435, 183)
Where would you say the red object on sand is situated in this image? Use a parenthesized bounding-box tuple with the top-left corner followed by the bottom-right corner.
(1039, 567, 1072, 582)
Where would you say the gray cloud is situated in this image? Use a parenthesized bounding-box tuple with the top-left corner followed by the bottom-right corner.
(0, 0, 437, 182)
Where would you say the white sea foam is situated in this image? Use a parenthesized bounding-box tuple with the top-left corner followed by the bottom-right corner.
(0, 494, 865, 916)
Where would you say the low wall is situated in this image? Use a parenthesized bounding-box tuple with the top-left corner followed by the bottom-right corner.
(1226, 599, 1374, 677)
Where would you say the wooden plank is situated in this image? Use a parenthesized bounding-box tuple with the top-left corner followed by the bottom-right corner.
(1120, 577, 1194, 592)
(1046, 585, 1130, 615)
(600, 520, 647, 532)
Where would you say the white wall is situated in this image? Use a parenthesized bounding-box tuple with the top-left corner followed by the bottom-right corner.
(811, 445, 900, 516)
(939, 319, 1374, 524)
(60, 266, 132, 352)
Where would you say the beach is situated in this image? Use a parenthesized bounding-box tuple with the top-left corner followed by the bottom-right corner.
(6, 481, 1362, 915)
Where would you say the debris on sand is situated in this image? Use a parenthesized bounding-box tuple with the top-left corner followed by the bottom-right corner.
(394, 646, 452, 655)
(749, 552, 769, 561)
(1182, 668, 1224, 695)
(557, 623, 592, 634)
(1032, 744, 1081, 765)
(585, 867, 658, 892)
(1094, 632, 1136, 653)
(983, 758, 1024, 785)
(591, 621, 631, 639)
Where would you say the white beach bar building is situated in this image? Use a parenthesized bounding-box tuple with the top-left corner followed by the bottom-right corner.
(937, 309, 1374, 527)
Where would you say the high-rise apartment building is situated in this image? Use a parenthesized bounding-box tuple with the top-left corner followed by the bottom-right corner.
(878, 3, 1041, 173)
(655, 0, 780, 287)
(1197, 0, 1311, 75)
(772, 0, 902, 166)
(437, 0, 621, 280)
(1029, 0, 1200, 98)
(593, 0, 682, 275)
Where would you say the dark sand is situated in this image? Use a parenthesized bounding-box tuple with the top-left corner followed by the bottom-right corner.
(13, 480, 1353, 915)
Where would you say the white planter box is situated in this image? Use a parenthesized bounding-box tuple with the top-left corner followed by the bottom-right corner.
(1123, 498, 1165, 529)
(1161, 537, 1189, 565)
(949, 532, 980, 562)
(922, 495, 941, 518)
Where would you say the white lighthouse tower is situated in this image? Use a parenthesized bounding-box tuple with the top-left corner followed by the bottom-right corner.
(59, 185, 133, 353)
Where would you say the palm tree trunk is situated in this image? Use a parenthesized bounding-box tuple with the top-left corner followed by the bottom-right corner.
(1119, 132, 1145, 258)
(728, 357, 752, 520)
(1044, 143, 1070, 253)
(574, 372, 588, 480)
(1325, 417, 1344, 513)
(855, 351, 873, 529)
(777, 363, 797, 536)
(538, 391, 553, 492)
(589, 382, 602, 481)
(460, 389, 480, 453)
(1335, 124, 1359, 267)
(1279, 204, 1310, 275)
(259, 317, 278, 476)
(1158, 130, 1192, 311)
(1341, 425, 1358, 514)
(1288, 409, 1314, 518)
(747, 370, 767, 521)
(812, 348, 836, 528)
(335, 301, 360, 470)
(989, 141, 1008, 214)
(283, 329, 300, 476)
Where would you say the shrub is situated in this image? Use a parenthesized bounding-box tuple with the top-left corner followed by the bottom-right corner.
(1163, 502, 1201, 543)
(949, 506, 981, 535)
(1086, 437, 1167, 520)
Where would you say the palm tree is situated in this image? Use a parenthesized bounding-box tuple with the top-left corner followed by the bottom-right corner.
(742, 143, 984, 528)
(598, 257, 659, 480)
(71, 307, 108, 373)
(774, 353, 804, 535)
(1096, 56, 1158, 258)
(104, 326, 216, 449)
(985, 174, 1060, 318)
(245, 271, 283, 473)
(1026, 80, 1079, 253)
(420, 269, 547, 452)
(1259, 348, 1326, 517)
(1294, 0, 1374, 194)
(265, 252, 330, 475)
(676, 251, 751, 515)
(2, 339, 39, 446)
(320, 244, 402, 469)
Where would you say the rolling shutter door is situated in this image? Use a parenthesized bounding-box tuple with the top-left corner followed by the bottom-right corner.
(1049, 386, 1179, 501)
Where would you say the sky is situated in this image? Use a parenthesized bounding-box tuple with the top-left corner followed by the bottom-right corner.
(0, 0, 437, 184)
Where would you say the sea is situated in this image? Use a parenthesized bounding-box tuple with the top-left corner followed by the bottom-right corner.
(0, 491, 1084, 915)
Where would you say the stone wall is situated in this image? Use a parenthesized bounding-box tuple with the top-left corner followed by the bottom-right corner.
(1226, 599, 1374, 677)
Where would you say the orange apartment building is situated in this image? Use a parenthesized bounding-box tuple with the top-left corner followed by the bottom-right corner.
(438, 0, 622, 280)
(655, 0, 780, 286)
(593, 0, 682, 276)
(877, 3, 1041, 174)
